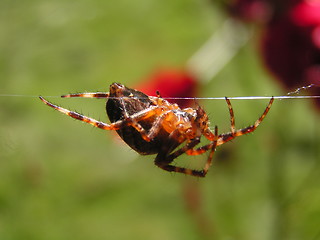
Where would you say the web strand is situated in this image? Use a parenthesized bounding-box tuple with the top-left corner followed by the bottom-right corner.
(1, 94, 320, 100)
(287, 84, 316, 95)
(1, 84, 319, 100)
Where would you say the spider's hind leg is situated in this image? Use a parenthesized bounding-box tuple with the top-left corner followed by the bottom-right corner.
(39, 96, 121, 131)
(155, 126, 218, 177)
(39, 96, 168, 142)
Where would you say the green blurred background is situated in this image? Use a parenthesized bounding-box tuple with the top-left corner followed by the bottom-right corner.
(0, 0, 319, 239)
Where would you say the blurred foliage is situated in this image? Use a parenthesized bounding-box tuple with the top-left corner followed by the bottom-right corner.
(0, 0, 319, 240)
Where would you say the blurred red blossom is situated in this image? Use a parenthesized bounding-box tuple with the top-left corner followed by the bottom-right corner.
(260, 0, 320, 107)
(291, 1, 320, 27)
(136, 68, 199, 108)
(223, 0, 320, 108)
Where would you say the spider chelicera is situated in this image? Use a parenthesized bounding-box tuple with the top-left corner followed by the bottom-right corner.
(39, 83, 274, 177)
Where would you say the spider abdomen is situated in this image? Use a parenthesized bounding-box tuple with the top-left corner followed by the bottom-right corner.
(116, 125, 179, 155)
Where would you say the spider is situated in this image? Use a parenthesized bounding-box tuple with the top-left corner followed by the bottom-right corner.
(39, 83, 274, 177)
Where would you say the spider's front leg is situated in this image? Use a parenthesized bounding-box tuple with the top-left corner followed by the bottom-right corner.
(217, 97, 274, 146)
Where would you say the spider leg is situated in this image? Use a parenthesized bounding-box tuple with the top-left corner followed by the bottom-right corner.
(145, 112, 169, 140)
(217, 97, 274, 146)
(185, 144, 214, 155)
(165, 136, 201, 161)
(54, 91, 155, 140)
(145, 110, 185, 140)
(205, 126, 219, 173)
(59, 91, 156, 140)
(61, 92, 110, 98)
(155, 137, 202, 177)
(185, 126, 218, 174)
(39, 96, 122, 130)
(225, 97, 236, 133)
(39, 96, 164, 141)
(155, 126, 218, 177)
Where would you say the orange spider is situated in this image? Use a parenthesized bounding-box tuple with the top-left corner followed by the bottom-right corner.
(39, 83, 273, 177)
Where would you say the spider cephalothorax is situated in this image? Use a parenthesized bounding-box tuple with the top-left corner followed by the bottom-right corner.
(39, 83, 273, 177)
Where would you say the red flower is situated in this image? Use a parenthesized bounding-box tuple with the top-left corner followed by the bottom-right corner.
(136, 68, 199, 108)
(221, 0, 320, 108)
(260, 1, 320, 107)
(291, 1, 320, 27)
